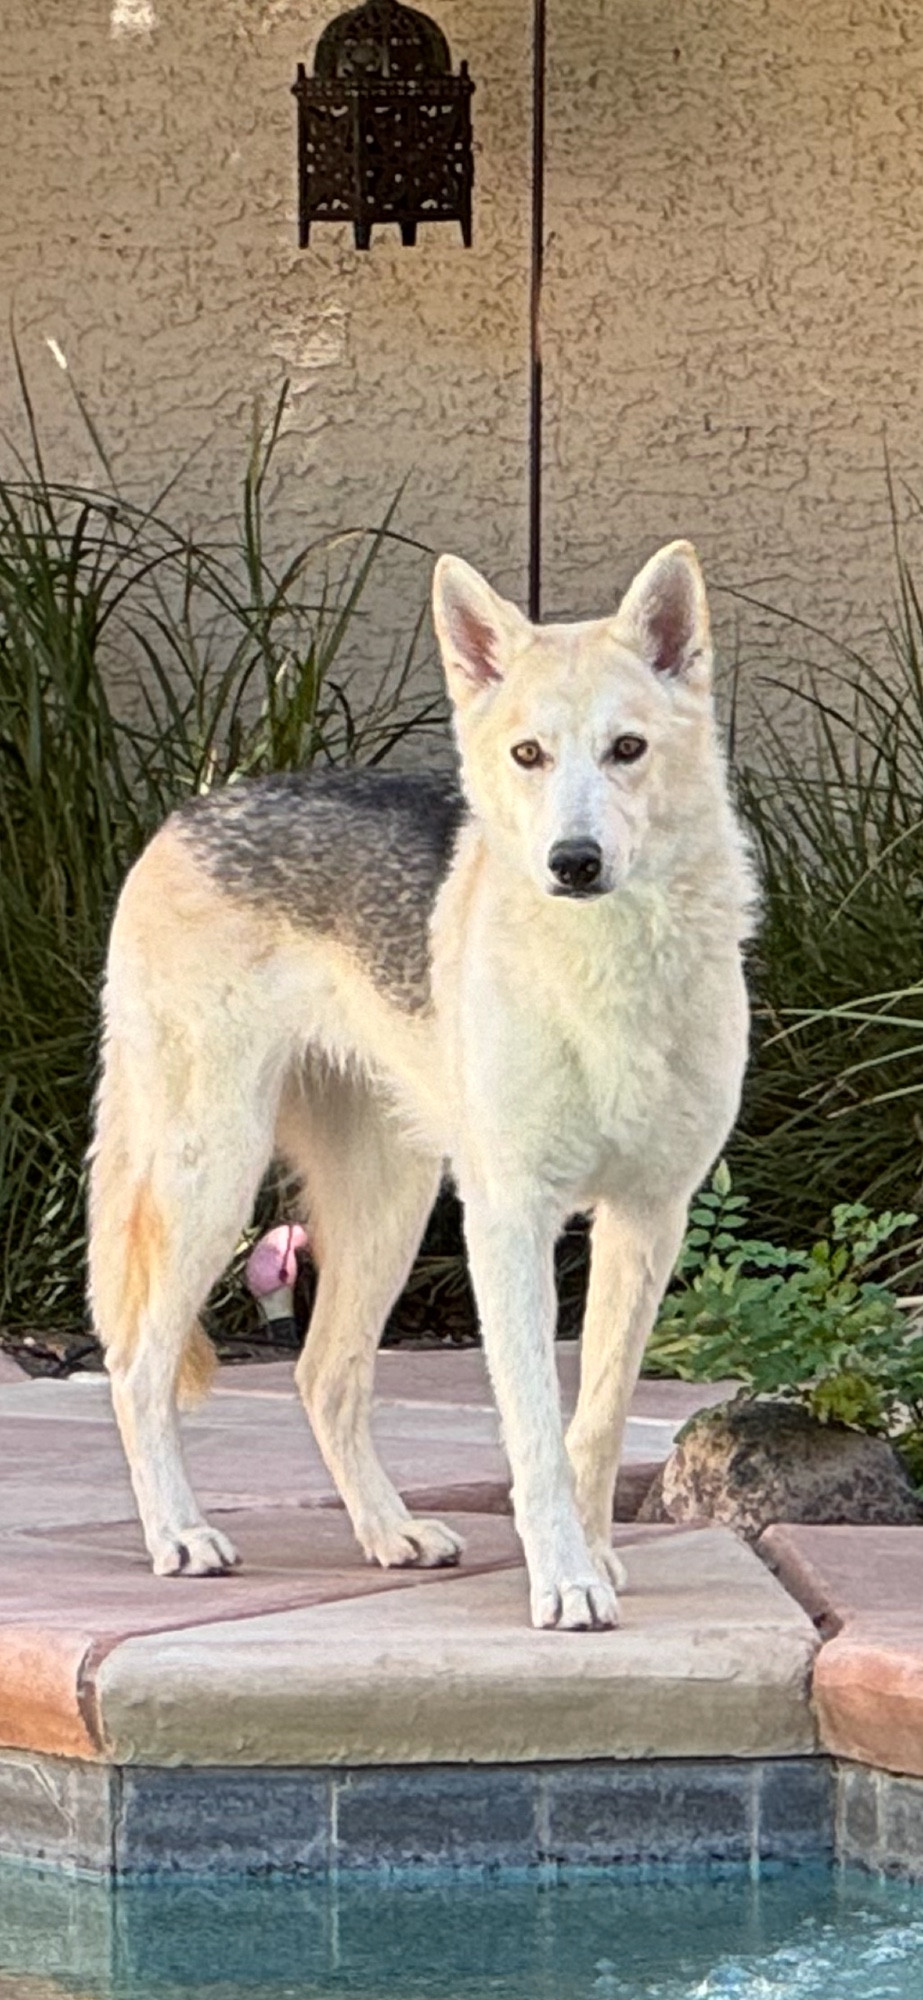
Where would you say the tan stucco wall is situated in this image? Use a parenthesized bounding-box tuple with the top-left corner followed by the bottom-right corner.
(3, 0, 923, 732)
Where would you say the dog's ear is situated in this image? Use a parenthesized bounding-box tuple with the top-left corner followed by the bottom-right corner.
(433, 556, 528, 705)
(614, 541, 711, 689)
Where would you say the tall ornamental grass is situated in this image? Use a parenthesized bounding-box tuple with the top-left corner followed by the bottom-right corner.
(0, 372, 445, 1331)
(723, 516, 923, 1291)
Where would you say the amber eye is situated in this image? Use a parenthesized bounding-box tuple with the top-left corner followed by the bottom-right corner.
(609, 734, 647, 764)
(511, 740, 545, 769)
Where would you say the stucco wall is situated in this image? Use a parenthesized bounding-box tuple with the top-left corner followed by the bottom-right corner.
(543, 0, 923, 728)
(3, 0, 923, 736)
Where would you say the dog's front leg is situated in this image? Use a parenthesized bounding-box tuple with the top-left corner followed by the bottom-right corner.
(461, 1186, 619, 1631)
(565, 1196, 689, 1579)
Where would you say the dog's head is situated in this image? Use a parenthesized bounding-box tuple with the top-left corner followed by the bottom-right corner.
(433, 541, 716, 899)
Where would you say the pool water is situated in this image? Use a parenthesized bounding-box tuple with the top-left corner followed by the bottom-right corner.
(2, 1865, 923, 2000)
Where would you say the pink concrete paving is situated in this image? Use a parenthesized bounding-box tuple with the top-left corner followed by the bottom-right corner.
(0, 1626, 100, 1760)
(2, 1508, 522, 1629)
(0, 1347, 804, 1769)
(218, 1346, 739, 1419)
(206, 1349, 720, 1517)
(761, 1524, 923, 1779)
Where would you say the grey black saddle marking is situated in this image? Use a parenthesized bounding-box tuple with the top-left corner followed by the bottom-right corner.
(175, 768, 468, 1012)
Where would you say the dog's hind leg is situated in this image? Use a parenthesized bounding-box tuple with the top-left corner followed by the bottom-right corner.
(565, 1196, 689, 1586)
(89, 1030, 280, 1577)
(280, 1069, 462, 1569)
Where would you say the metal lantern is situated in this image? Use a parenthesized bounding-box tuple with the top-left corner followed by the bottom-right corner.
(292, 0, 474, 250)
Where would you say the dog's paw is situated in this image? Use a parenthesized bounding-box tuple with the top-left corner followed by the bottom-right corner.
(361, 1514, 464, 1570)
(150, 1524, 240, 1577)
(531, 1574, 620, 1632)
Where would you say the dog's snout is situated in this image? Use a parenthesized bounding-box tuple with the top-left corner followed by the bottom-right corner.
(548, 840, 603, 895)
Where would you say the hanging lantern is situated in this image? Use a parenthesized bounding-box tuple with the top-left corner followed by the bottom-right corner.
(292, 0, 475, 250)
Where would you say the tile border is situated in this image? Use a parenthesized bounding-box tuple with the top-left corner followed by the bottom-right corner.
(4, 1747, 923, 1884)
(837, 1760, 923, 1877)
(0, 1748, 114, 1874)
(0, 1751, 837, 1879)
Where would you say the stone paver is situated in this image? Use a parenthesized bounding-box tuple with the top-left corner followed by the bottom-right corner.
(0, 1360, 672, 1536)
(760, 1523, 923, 1634)
(0, 1628, 101, 1761)
(760, 1523, 923, 1779)
(0, 1510, 521, 1760)
(815, 1631, 923, 1779)
(0, 1508, 522, 1629)
(93, 1528, 818, 1767)
(217, 1347, 738, 1421)
(0, 1349, 815, 1794)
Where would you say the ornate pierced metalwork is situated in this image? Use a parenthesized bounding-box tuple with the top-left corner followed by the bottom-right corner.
(292, 0, 474, 250)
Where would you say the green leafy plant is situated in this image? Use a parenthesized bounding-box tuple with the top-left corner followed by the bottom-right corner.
(647, 1160, 923, 1474)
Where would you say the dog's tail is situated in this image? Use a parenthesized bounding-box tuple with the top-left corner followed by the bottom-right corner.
(87, 1033, 218, 1410)
(175, 1320, 219, 1408)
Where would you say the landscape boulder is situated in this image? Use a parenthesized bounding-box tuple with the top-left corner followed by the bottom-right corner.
(637, 1398, 921, 1540)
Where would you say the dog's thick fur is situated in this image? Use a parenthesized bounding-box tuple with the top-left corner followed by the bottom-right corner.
(88, 541, 757, 1630)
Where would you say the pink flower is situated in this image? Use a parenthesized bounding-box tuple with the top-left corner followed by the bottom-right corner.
(245, 1223, 309, 1298)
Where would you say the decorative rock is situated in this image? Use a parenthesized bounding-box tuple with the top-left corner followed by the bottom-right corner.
(638, 1399, 921, 1541)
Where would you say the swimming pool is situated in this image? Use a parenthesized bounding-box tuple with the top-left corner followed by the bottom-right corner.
(2, 1863, 923, 2000)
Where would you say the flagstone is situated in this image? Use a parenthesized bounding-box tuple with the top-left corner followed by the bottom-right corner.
(759, 1523, 923, 1779)
(0, 1628, 100, 1760)
(0, 1354, 683, 1534)
(92, 1528, 819, 1768)
(0, 1350, 786, 1785)
(215, 1347, 739, 1421)
(812, 1629, 923, 1780)
(759, 1523, 923, 1634)
(2, 1506, 521, 1615)
(0, 1510, 520, 1760)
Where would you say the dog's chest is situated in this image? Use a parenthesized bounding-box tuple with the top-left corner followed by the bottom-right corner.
(510, 894, 749, 1196)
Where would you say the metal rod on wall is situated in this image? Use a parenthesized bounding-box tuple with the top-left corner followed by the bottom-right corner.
(528, 0, 546, 622)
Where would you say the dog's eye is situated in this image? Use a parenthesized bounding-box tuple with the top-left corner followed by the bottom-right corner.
(511, 740, 546, 769)
(609, 734, 647, 764)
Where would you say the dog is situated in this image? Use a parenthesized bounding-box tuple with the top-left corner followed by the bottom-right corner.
(88, 540, 758, 1630)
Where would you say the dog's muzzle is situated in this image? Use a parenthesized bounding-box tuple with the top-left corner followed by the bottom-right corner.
(547, 840, 604, 897)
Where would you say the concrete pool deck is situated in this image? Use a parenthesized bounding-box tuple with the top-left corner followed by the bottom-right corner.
(1, 1344, 923, 1875)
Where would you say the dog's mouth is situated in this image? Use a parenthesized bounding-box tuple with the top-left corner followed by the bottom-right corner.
(548, 880, 610, 901)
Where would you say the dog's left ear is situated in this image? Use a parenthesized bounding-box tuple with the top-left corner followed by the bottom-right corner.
(433, 555, 529, 706)
(614, 541, 712, 690)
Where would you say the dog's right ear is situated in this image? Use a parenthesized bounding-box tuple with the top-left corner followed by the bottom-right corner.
(433, 556, 528, 706)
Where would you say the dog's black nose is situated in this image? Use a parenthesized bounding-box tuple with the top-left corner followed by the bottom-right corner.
(548, 840, 603, 894)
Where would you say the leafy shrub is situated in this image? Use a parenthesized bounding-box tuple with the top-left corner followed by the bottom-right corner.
(647, 1160, 923, 1476)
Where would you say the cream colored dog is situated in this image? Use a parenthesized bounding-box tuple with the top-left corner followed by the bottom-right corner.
(88, 541, 757, 1629)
